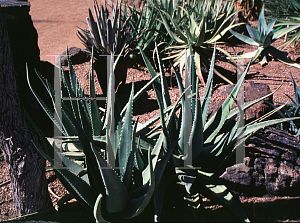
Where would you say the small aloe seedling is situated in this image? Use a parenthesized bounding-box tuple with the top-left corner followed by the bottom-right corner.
(229, 4, 300, 68)
(267, 73, 300, 136)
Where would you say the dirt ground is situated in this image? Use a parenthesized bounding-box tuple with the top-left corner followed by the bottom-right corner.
(2, 0, 300, 222)
(29, 0, 109, 63)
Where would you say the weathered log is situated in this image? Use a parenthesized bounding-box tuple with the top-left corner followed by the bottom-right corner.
(0, 4, 51, 216)
(221, 127, 300, 196)
(1, 0, 54, 137)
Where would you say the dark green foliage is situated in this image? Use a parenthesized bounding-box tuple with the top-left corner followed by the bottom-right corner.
(268, 73, 300, 135)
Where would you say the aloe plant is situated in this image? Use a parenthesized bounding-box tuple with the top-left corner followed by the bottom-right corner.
(267, 73, 300, 136)
(77, 0, 131, 59)
(155, 0, 242, 86)
(77, 0, 133, 95)
(139, 42, 300, 222)
(265, 0, 300, 18)
(265, 0, 300, 50)
(24, 46, 189, 222)
(123, 0, 166, 56)
(274, 17, 300, 49)
(229, 4, 300, 68)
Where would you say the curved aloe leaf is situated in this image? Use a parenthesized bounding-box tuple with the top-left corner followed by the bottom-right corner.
(91, 141, 129, 214)
(228, 85, 282, 121)
(134, 136, 145, 171)
(119, 81, 134, 181)
(138, 47, 163, 95)
(268, 46, 300, 68)
(121, 73, 160, 117)
(208, 19, 242, 44)
(291, 73, 300, 105)
(117, 147, 155, 219)
(94, 194, 106, 222)
(266, 19, 276, 35)
(88, 8, 101, 49)
(229, 29, 259, 46)
(62, 103, 104, 195)
(26, 111, 97, 210)
(136, 103, 176, 135)
(252, 46, 264, 62)
(27, 65, 67, 136)
(246, 25, 260, 43)
(123, 119, 139, 187)
(195, 172, 250, 222)
(244, 116, 300, 136)
(273, 25, 300, 40)
(154, 43, 172, 107)
(204, 62, 250, 143)
(258, 4, 267, 35)
(155, 81, 171, 152)
(89, 48, 102, 136)
(189, 78, 203, 160)
(159, 9, 187, 43)
(202, 44, 216, 125)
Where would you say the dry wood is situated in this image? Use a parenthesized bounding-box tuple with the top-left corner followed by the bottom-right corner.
(0, 6, 51, 216)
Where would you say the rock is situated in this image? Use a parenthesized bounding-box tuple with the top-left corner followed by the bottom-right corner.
(221, 127, 300, 196)
(208, 81, 273, 121)
(296, 157, 300, 166)
(252, 172, 265, 188)
(264, 158, 279, 193)
(60, 47, 90, 66)
(291, 166, 300, 188)
(221, 162, 252, 186)
(278, 161, 294, 180)
(281, 152, 295, 162)
(0, 0, 30, 7)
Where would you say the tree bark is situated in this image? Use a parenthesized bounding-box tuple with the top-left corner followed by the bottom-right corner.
(0, 5, 51, 216)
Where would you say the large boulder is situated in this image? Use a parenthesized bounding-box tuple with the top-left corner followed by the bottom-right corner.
(221, 127, 300, 196)
(208, 81, 273, 122)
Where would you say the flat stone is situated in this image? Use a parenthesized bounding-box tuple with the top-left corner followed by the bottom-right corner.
(60, 47, 90, 66)
(0, 0, 30, 7)
(221, 162, 252, 186)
